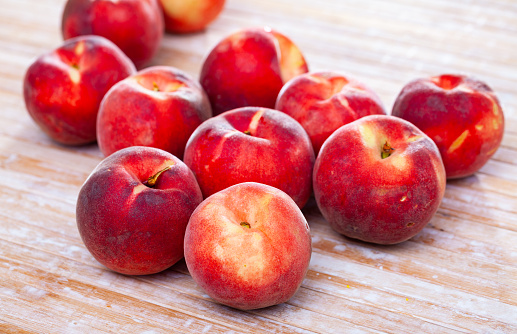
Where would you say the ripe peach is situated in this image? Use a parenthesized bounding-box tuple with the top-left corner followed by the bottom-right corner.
(275, 71, 386, 155)
(183, 107, 315, 208)
(200, 27, 309, 115)
(23, 35, 135, 145)
(184, 182, 312, 310)
(76, 146, 203, 275)
(97, 66, 212, 158)
(313, 115, 446, 245)
(392, 74, 505, 179)
(61, 0, 164, 68)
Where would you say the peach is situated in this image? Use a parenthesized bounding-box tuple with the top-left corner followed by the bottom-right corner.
(275, 71, 386, 155)
(76, 146, 203, 275)
(158, 0, 225, 34)
(392, 74, 505, 179)
(200, 27, 309, 115)
(97, 65, 212, 158)
(313, 115, 446, 245)
(184, 182, 312, 310)
(23, 35, 135, 145)
(61, 0, 164, 68)
(183, 107, 315, 208)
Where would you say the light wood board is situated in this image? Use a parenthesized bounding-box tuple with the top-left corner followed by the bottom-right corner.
(0, 0, 516, 333)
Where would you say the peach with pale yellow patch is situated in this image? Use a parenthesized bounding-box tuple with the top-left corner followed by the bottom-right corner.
(313, 115, 446, 245)
(200, 27, 309, 115)
(275, 71, 386, 155)
(23, 35, 135, 145)
(97, 66, 212, 158)
(76, 146, 203, 275)
(392, 74, 504, 179)
(158, 0, 225, 33)
(183, 107, 315, 208)
(184, 182, 312, 310)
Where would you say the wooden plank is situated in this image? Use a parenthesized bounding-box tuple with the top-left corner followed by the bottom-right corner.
(0, 0, 516, 332)
(0, 240, 324, 334)
(0, 319, 34, 334)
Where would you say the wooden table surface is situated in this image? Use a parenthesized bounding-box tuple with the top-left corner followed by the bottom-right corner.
(1, 0, 516, 333)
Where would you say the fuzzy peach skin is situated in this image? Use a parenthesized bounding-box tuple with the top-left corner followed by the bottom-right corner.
(200, 27, 308, 115)
(61, 0, 164, 68)
(275, 71, 386, 155)
(183, 107, 315, 208)
(76, 146, 203, 275)
(158, 0, 225, 33)
(391, 74, 504, 179)
(23, 35, 135, 145)
(184, 182, 312, 310)
(97, 65, 212, 158)
(313, 115, 446, 245)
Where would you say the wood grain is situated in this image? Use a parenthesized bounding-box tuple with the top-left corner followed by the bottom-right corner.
(1, 0, 516, 333)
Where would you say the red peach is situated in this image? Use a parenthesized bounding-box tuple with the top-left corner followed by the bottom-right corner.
(183, 107, 315, 208)
(184, 182, 312, 310)
(392, 74, 505, 179)
(158, 0, 225, 34)
(23, 35, 135, 145)
(313, 115, 446, 245)
(61, 0, 164, 68)
(97, 65, 212, 159)
(76, 146, 203, 275)
(275, 71, 386, 155)
(200, 27, 309, 115)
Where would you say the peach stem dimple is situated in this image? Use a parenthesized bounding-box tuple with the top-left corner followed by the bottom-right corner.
(381, 141, 394, 159)
(247, 109, 265, 135)
(144, 165, 172, 187)
(69, 66, 81, 84)
(328, 77, 348, 98)
(240, 222, 251, 228)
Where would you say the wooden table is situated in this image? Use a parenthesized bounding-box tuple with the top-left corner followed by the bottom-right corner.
(1, 0, 516, 332)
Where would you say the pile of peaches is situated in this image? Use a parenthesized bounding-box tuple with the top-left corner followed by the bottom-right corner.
(23, 0, 504, 310)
